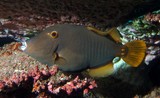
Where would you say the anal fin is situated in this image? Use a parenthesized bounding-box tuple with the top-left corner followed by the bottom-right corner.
(87, 62, 114, 77)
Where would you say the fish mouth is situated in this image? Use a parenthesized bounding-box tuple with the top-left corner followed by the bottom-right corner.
(24, 40, 58, 66)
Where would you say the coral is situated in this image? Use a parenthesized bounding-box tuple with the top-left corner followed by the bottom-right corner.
(144, 12, 160, 23)
(116, 9, 160, 98)
(0, 0, 159, 30)
(0, 42, 97, 98)
(0, 0, 159, 97)
(134, 88, 160, 98)
(118, 10, 160, 65)
(143, 88, 160, 98)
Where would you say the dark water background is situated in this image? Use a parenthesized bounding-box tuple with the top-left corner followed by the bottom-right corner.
(0, 37, 16, 47)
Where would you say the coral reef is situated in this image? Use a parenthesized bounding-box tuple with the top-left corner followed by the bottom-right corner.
(117, 10, 160, 98)
(0, 0, 159, 29)
(0, 0, 160, 98)
(145, 12, 160, 23)
(0, 10, 160, 98)
(0, 43, 97, 98)
(118, 10, 160, 65)
(142, 88, 160, 98)
(134, 88, 160, 98)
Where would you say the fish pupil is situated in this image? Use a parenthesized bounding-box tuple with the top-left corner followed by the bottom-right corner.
(52, 32, 56, 37)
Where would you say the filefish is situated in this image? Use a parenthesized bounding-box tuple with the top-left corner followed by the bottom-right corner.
(24, 24, 146, 77)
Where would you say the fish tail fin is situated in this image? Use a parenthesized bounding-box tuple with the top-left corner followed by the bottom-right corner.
(121, 40, 146, 67)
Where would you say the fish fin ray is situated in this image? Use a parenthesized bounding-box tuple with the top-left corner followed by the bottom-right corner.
(121, 40, 146, 67)
(87, 62, 114, 77)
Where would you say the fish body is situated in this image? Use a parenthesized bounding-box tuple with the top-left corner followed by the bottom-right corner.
(25, 24, 120, 71)
(24, 24, 146, 77)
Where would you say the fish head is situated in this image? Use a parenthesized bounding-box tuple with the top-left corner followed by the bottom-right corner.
(24, 24, 88, 71)
(24, 25, 60, 66)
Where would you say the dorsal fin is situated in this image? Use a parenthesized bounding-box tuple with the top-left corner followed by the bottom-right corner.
(87, 26, 108, 36)
(87, 26, 122, 43)
(105, 27, 122, 43)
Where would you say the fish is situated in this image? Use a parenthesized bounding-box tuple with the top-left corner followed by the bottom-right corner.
(24, 24, 146, 77)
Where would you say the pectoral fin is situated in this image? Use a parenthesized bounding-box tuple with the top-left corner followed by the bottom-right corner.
(87, 26, 121, 43)
(87, 62, 114, 77)
(53, 52, 67, 65)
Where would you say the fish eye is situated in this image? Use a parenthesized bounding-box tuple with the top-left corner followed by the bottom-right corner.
(48, 31, 58, 38)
